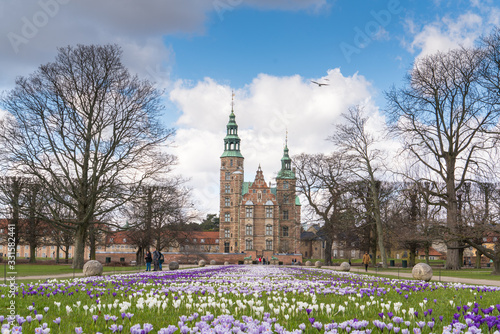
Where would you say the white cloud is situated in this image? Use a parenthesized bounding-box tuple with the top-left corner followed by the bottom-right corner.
(406, 3, 500, 59)
(169, 69, 375, 213)
(0, 0, 328, 91)
(409, 12, 483, 58)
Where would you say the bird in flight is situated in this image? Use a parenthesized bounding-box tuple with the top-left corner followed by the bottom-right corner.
(311, 80, 329, 87)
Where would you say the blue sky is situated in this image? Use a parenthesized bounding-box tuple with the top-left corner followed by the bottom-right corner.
(1, 0, 499, 216)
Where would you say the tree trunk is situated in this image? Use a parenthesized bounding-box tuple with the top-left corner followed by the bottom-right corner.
(370, 224, 377, 266)
(136, 247, 144, 265)
(445, 162, 461, 270)
(409, 245, 417, 267)
(56, 245, 60, 264)
(371, 181, 388, 268)
(89, 229, 96, 260)
(29, 245, 36, 263)
(459, 244, 464, 268)
(72, 224, 88, 269)
(324, 239, 333, 266)
(475, 250, 482, 269)
(424, 245, 430, 265)
(492, 259, 500, 276)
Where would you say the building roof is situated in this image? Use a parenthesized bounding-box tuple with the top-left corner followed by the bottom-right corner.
(301, 231, 324, 241)
(183, 231, 219, 245)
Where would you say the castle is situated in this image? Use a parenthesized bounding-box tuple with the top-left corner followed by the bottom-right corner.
(218, 107, 301, 258)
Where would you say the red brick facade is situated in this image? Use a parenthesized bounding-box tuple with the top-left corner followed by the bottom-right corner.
(218, 109, 301, 257)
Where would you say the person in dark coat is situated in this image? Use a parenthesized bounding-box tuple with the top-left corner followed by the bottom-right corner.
(153, 249, 160, 271)
(159, 251, 164, 271)
(145, 250, 152, 271)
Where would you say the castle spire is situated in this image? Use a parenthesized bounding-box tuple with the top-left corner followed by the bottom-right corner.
(277, 131, 294, 179)
(221, 92, 243, 158)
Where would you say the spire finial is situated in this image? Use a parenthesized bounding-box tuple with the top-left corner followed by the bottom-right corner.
(285, 128, 288, 148)
(231, 90, 235, 111)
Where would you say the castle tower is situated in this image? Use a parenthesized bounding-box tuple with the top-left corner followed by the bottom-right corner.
(219, 106, 244, 253)
(275, 141, 300, 254)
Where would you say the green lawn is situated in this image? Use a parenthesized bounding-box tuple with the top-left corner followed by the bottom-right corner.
(0, 263, 146, 277)
(347, 265, 500, 281)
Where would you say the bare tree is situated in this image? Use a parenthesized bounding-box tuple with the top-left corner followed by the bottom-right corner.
(0, 176, 26, 254)
(124, 178, 192, 264)
(329, 106, 390, 268)
(459, 182, 500, 274)
(20, 181, 46, 263)
(386, 45, 500, 270)
(0, 44, 175, 268)
(388, 182, 441, 267)
(293, 152, 354, 266)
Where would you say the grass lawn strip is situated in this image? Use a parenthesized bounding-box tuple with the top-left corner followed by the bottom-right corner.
(1, 266, 499, 333)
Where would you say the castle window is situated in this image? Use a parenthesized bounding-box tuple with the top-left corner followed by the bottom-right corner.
(230, 159, 233, 167)
(282, 226, 289, 237)
(225, 198, 230, 206)
(225, 184, 230, 193)
(246, 207, 253, 218)
(283, 210, 289, 220)
(266, 225, 273, 235)
(245, 239, 253, 250)
(266, 207, 273, 218)
(224, 228, 230, 238)
(284, 195, 289, 203)
(284, 181, 289, 189)
(246, 225, 253, 236)
(224, 242, 230, 253)
(224, 213, 230, 222)
(257, 191, 262, 201)
(225, 172, 230, 180)
(266, 240, 273, 250)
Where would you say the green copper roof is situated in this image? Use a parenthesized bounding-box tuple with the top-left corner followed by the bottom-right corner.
(295, 195, 301, 205)
(222, 109, 243, 158)
(221, 151, 244, 158)
(277, 144, 294, 179)
(241, 182, 253, 195)
(277, 169, 295, 179)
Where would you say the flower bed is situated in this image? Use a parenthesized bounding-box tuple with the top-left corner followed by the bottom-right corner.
(1, 266, 500, 333)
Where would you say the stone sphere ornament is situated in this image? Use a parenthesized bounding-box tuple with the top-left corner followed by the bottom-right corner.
(210, 260, 216, 265)
(224, 261, 229, 265)
(168, 261, 179, 270)
(315, 261, 322, 268)
(305, 261, 312, 266)
(412, 263, 433, 281)
(339, 262, 351, 272)
(198, 260, 206, 267)
(83, 260, 103, 277)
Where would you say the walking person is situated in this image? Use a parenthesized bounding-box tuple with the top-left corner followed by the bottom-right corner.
(362, 251, 370, 272)
(153, 248, 160, 271)
(145, 250, 152, 271)
(159, 251, 164, 271)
